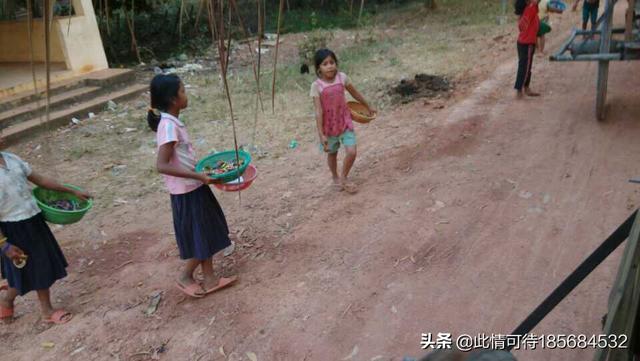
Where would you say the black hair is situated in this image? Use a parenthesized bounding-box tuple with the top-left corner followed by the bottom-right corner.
(514, 0, 527, 16)
(147, 74, 181, 132)
(313, 48, 338, 77)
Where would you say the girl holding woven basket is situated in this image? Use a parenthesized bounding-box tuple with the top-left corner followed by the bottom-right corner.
(310, 48, 376, 194)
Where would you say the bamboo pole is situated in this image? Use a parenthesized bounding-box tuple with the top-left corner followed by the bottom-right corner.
(66, 0, 73, 35)
(229, 0, 264, 111)
(194, 0, 204, 34)
(211, 0, 242, 205)
(271, 0, 284, 113)
(44, 0, 51, 126)
(26, 0, 43, 129)
(252, 0, 264, 142)
(178, 0, 185, 43)
(358, 0, 365, 26)
(105, 0, 110, 35)
(126, 0, 142, 63)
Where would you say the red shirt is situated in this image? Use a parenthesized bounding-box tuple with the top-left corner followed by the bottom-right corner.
(518, 4, 540, 45)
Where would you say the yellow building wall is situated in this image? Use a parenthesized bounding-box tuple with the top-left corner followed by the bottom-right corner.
(58, 0, 109, 74)
(0, 20, 67, 63)
(0, 0, 108, 74)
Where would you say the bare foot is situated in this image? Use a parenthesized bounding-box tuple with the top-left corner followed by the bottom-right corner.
(202, 274, 218, 291)
(330, 176, 342, 191)
(342, 180, 358, 194)
(177, 275, 205, 297)
(516, 91, 524, 99)
(525, 89, 541, 97)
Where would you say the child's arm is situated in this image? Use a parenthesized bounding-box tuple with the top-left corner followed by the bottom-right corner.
(345, 83, 377, 114)
(157, 143, 220, 184)
(313, 97, 328, 152)
(0, 230, 26, 262)
(27, 172, 92, 200)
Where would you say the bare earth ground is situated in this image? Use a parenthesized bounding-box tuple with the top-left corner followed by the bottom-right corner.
(2, 5, 640, 361)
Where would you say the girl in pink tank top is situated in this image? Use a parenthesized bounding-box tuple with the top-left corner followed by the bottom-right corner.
(310, 49, 376, 193)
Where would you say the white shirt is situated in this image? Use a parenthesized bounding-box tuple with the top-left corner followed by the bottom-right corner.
(0, 152, 41, 222)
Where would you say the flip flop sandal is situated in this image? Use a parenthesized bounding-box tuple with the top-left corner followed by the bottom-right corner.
(44, 310, 73, 324)
(175, 281, 205, 298)
(0, 282, 14, 321)
(204, 276, 238, 295)
(0, 304, 13, 321)
(342, 182, 358, 194)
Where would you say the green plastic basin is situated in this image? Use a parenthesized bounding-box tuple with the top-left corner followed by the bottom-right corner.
(196, 150, 252, 183)
(32, 184, 93, 225)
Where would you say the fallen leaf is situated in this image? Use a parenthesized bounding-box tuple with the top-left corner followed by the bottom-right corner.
(246, 351, 258, 361)
(145, 291, 163, 316)
(219, 346, 226, 357)
(519, 191, 533, 199)
(70, 346, 85, 356)
(342, 345, 359, 360)
(42, 342, 55, 349)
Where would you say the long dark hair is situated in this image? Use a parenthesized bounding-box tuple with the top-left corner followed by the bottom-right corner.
(514, 0, 528, 15)
(313, 48, 338, 77)
(147, 74, 181, 132)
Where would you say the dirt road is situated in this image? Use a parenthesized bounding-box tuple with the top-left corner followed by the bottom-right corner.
(3, 12, 640, 361)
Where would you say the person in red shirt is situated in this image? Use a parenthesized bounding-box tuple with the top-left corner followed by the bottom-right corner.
(514, 0, 541, 98)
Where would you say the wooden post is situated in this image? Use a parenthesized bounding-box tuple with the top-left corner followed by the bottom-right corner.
(593, 211, 640, 361)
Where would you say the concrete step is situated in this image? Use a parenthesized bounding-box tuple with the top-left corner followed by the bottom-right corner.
(0, 78, 86, 113)
(0, 68, 137, 113)
(83, 68, 137, 87)
(2, 83, 147, 145)
(0, 86, 102, 128)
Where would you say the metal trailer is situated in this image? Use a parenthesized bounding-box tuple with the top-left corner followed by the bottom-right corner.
(551, 0, 640, 120)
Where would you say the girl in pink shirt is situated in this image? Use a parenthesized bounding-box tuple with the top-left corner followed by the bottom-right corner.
(310, 49, 376, 193)
(147, 74, 237, 299)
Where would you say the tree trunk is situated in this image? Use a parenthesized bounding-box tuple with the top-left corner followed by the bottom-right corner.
(425, 0, 437, 10)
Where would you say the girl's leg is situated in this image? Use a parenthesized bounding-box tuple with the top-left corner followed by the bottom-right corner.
(524, 45, 540, 96)
(0, 286, 18, 309)
(582, 5, 589, 30)
(36, 288, 71, 322)
(0, 286, 18, 322)
(538, 36, 546, 54)
(179, 258, 202, 286)
(200, 257, 216, 289)
(327, 152, 339, 184)
(590, 9, 598, 31)
(200, 257, 237, 293)
(515, 43, 528, 96)
(36, 289, 54, 318)
(341, 145, 357, 192)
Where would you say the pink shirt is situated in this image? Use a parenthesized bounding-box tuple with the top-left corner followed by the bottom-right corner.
(156, 113, 202, 195)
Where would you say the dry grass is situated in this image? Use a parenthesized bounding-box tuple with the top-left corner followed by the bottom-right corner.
(16, 0, 515, 220)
